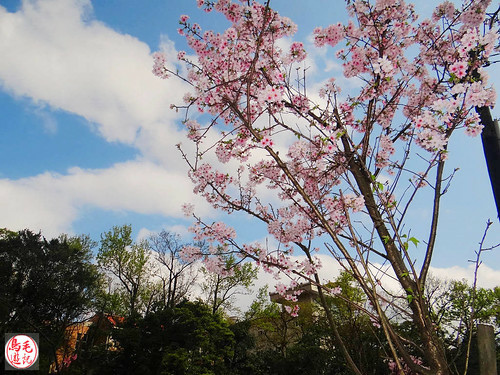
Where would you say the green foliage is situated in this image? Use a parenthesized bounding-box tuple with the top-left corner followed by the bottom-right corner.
(426, 277, 500, 373)
(320, 272, 389, 374)
(97, 224, 155, 317)
(226, 320, 257, 374)
(91, 301, 235, 375)
(2, 225, 497, 375)
(202, 254, 258, 315)
(243, 285, 301, 356)
(245, 286, 281, 321)
(160, 301, 235, 374)
(0, 229, 100, 372)
(242, 273, 390, 374)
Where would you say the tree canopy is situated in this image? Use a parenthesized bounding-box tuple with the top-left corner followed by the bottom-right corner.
(152, 0, 499, 373)
(0, 229, 100, 372)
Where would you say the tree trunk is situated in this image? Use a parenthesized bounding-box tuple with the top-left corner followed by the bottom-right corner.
(346, 149, 450, 374)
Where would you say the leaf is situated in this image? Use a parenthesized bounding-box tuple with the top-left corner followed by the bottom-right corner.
(405, 287, 414, 304)
(408, 237, 420, 247)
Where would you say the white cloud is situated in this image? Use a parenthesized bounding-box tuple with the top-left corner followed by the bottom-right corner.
(234, 256, 500, 313)
(163, 224, 191, 238)
(32, 106, 59, 134)
(0, 0, 187, 146)
(0, 160, 213, 237)
(429, 264, 500, 289)
(136, 227, 156, 242)
(0, 176, 79, 238)
(0, 0, 208, 236)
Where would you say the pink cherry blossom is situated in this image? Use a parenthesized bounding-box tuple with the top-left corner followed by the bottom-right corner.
(288, 41, 307, 62)
(284, 304, 300, 317)
(153, 1, 497, 372)
(152, 52, 169, 79)
(181, 203, 195, 217)
(329, 286, 342, 295)
(449, 61, 468, 78)
(180, 245, 202, 262)
(260, 136, 274, 148)
(372, 56, 394, 77)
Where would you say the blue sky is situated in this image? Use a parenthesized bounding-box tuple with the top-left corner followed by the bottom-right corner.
(0, 0, 498, 287)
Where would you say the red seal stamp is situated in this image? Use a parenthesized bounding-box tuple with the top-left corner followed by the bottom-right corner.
(5, 334, 39, 370)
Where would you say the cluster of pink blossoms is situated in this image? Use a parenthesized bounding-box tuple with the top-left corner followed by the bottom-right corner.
(185, 119, 202, 141)
(258, 86, 284, 110)
(376, 135, 396, 168)
(173, 0, 298, 124)
(153, 0, 497, 322)
(291, 95, 310, 113)
(189, 163, 235, 205)
(274, 282, 288, 296)
(260, 136, 274, 148)
(287, 41, 307, 63)
(273, 282, 303, 317)
(188, 221, 236, 245)
(284, 305, 300, 317)
(328, 286, 342, 296)
(152, 52, 169, 79)
(432, 1, 455, 20)
(181, 203, 195, 217)
(299, 257, 322, 276)
(372, 56, 395, 77)
(179, 245, 202, 262)
(342, 194, 365, 213)
(313, 23, 345, 48)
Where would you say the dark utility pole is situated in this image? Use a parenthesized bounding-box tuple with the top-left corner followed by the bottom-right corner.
(477, 323, 497, 375)
(477, 7, 500, 219)
(476, 106, 500, 219)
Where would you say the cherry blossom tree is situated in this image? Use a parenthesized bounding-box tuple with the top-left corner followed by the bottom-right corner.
(153, 0, 498, 373)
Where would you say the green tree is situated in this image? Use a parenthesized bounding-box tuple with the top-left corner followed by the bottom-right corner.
(246, 290, 300, 357)
(427, 277, 500, 374)
(91, 301, 235, 375)
(226, 319, 258, 374)
(97, 225, 156, 317)
(320, 272, 389, 374)
(242, 275, 389, 374)
(202, 254, 258, 315)
(0, 228, 100, 373)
